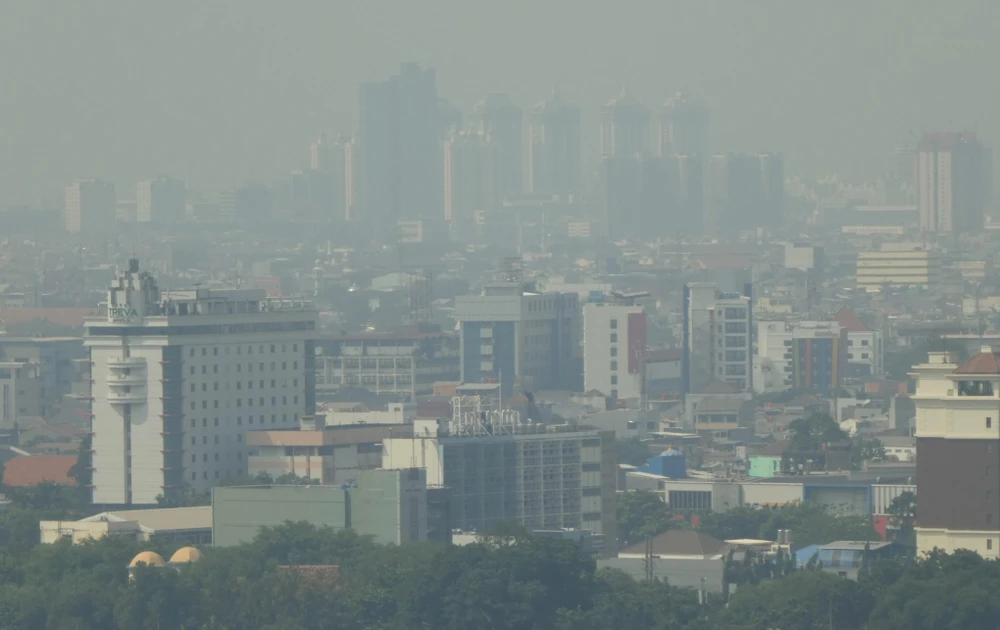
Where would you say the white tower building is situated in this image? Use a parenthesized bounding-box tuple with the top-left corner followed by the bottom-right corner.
(84, 260, 317, 505)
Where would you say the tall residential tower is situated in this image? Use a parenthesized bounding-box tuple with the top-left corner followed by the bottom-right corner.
(528, 91, 581, 198)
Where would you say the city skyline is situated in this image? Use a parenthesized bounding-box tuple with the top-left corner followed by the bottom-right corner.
(1, 1, 998, 206)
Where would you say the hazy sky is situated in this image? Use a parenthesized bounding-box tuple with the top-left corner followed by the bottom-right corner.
(1, 0, 996, 206)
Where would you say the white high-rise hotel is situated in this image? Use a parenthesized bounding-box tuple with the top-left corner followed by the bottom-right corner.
(84, 260, 317, 505)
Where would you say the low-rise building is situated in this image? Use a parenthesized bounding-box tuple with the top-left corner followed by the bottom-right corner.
(212, 468, 440, 547)
(383, 396, 617, 547)
(246, 415, 412, 483)
(315, 327, 460, 401)
(41, 506, 212, 545)
(856, 245, 940, 291)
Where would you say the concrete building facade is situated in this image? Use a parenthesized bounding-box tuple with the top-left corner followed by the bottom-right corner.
(84, 260, 317, 505)
(912, 348, 1000, 558)
(856, 246, 940, 291)
(454, 263, 579, 398)
(65, 178, 116, 234)
(756, 320, 847, 395)
(212, 468, 434, 547)
(315, 328, 460, 401)
(247, 417, 411, 484)
(583, 297, 646, 403)
(383, 402, 617, 546)
(683, 283, 752, 394)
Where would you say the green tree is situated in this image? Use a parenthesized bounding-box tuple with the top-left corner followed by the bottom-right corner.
(722, 569, 873, 630)
(759, 502, 878, 550)
(616, 490, 673, 548)
(852, 436, 886, 466)
(788, 413, 850, 452)
(698, 506, 772, 541)
(616, 437, 652, 466)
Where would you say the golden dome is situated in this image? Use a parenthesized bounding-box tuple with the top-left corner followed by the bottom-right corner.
(128, 551, 167, 568)
(169, 546, 203, 564)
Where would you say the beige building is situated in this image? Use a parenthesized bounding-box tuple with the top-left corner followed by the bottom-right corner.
(856, 246, 940, 291)
(247, 416, 411, 484)
(41, 506, 212, 545)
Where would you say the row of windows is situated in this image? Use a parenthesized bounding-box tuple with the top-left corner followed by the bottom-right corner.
(190, 344, 300, 358)
(189, 361, 299, 375)
(190, 434, 242, 445)
(188, 413, 298, 430)
(191, 452, 244, 463)
(189, 396, 299, 410)
(190, 379, 298, 392)
(88, 321, 315, 337)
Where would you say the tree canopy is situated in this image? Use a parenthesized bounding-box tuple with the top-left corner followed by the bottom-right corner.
(0, 517, 992, 630)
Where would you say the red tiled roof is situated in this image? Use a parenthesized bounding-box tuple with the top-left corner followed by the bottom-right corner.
(0, 308, 95, 328)
(834, 307, 869, 333)
(955, 351, 1000, 375)
(3, 455, 77, 487)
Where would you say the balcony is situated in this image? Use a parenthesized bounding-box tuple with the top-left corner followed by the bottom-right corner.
(107, 389, 147, 405)
(108, 374, 146, 387)
(107, 357, 146, 370)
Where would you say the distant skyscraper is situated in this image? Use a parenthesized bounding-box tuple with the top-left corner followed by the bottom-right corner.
(528, 91, 580, 198)
(472, 93, 523, 198)
(220, 182, 272, 223)
(438, 98, 463, 139)
(136, 176, 185, 224)
(597, 156, 642, 241)
(707, 153, 784, 235)
(64, 178, 116, 233)
(657, 93, 709, 157)
(356, 62, 440, 242)
(308, 134, 352, 220)
(917, 132, 989, 233)
(600, 88, 650, 158)
(599, 154, 705, 241)
(443, 130, 499, 227)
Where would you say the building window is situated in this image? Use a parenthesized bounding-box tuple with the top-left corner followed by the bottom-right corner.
(213, 347, 219, 356)
(861, 339, 869, 346)
(989, 418, 994, 429)
(989, 539, 994, 551)
(610, 361, 618, 371)
(610, 347, 618, 357)
(201, 348, 206, 356)
(610, 319, 618, 330)
(610, 375, 618, 385)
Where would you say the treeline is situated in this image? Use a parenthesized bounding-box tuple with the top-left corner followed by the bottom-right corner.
(0, 519, 991, 630)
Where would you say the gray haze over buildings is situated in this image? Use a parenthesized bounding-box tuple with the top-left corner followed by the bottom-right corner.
(1, 0, 998, 204)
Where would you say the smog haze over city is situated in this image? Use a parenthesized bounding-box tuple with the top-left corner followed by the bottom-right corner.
(0, 2, 998, 628)
(1, 0, 997, 202)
